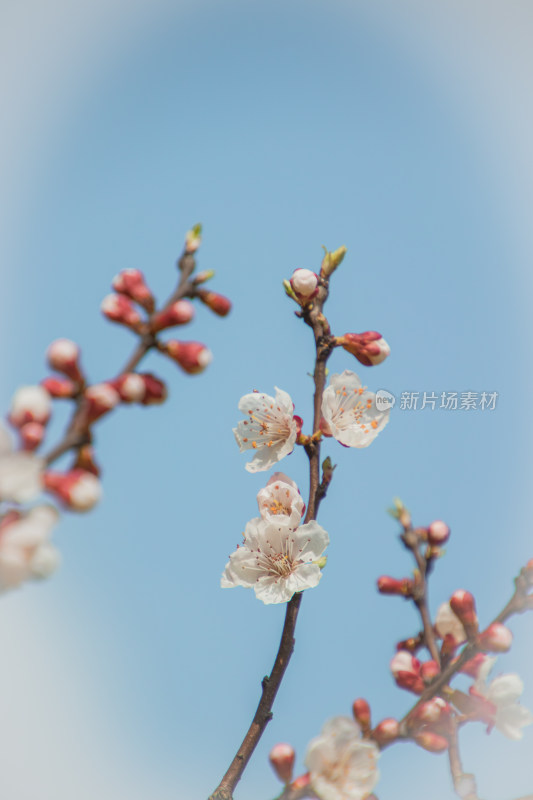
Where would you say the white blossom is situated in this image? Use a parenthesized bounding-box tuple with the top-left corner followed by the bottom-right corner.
(474, 657, 533, 739)
(0, 505, 60, 592)
(0, 425, 44, 503)
(10, 385, 51, 426)
(233, 388, 298, 472)
(435, 601, 467, 644)
(256, 473, 304, 528)
(305, 716, 380, 800)
(321, 371, 389, 448)
(221, 516, 328, 604)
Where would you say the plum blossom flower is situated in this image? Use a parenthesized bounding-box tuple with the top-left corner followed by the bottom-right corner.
(0, 505, 60, 592)
(321, 371, 389, 448)
(435, 601, 467, 645)
(221, 516, 329, 604)
(305, 716, 380, 800)
(233, 388, 298, 472)
(0, 425, 43, 503)
(256, 473, 304, 528)
(473, 658, 533, 740)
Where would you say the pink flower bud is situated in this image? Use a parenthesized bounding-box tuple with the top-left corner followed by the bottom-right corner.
(151, 300, 195, 331)
(112, 269, 154, 312)
(290, 268, 319, 301)
(46, 338, 84, 383)
(450, 590, 478, 636)
(427, 519, 450, 545)
(10, 385, 52, 427)
(338, 331, 390, 367)
(478, 622, 513, 653)
(413, 698, 451, 724)
(83, 383, 121, 422)
(101, 294, 142, 329)
(352, 698, 371, 731)
(41, 376, 77, 399)
(460, 653, 489, 679)
(420, 660, 440, 682)
(372, 718, 400, 745)
(113, 373, 147, 403)
(377, 575, 414, 596)
(163, 341, 212, 374)
(197, 289, 232, 317)
(44, 469, 102, 511)
(390, 651, 425, 694)
(268, 743, 295, 784)
(413, 731, 449, 753)
(19, 422, 45, 451)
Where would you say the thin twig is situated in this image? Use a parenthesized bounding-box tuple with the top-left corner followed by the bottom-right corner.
(402, 528, 441, 665)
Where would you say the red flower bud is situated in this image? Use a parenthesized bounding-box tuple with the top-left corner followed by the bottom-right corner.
(352, 698, 371, 731)
(83, 383, 121, 422)
(44, 469, 102, 511)
(338, 331, 390, 367)
(427, 520, 450, 545)
(41, 376, 77, 398)
(269, 743, 295, 784)
(139, 374, 167, 405)
(151, 300, 195, 332)
(413, 731, 449, 753)
(478, 622, 513, 653)
(377, 576, 414, 597)
(390, 651, 425, 694)
(197, 289, 232, 317)
(412, 698, 451, 725)
(46, 338, 84, 383)
(101, 293, 142, 329)
(163, 341, 212, 374)
(112, 269, 154, 312)
(449, 590, 478, 636)
(372, 718, 399, 745)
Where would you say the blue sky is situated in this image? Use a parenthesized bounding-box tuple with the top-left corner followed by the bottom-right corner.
(1, 2, 532, 798)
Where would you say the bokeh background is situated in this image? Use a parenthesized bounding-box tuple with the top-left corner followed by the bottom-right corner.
(0, 1, 532, 798)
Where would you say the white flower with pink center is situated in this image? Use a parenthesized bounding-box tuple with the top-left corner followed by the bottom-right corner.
(0, 425, 44, 503)
(321, 371, 390, 448)
(221, 516, 329, 604)
(305, 716, 380, 800)
(473, 658, 533, 740)
(0, 505, 60, 592)
(233, 388, 298, 473)
(256, 473, 304, 528)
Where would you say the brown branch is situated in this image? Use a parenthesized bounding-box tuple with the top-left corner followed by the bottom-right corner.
(402, 528, 441, 665)
(208, 269, 336, 800)
(44, 247, 197, 468)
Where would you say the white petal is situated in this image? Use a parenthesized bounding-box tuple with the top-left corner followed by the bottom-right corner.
(496, 704, 533, 740)
(30, 543, 61, 578)
(0, 424, 13, 456)
(488, 674, 524, 706)
(0, 548, 30, 591)
(0, 453, 44, 502)
(292, 520, 329, 561)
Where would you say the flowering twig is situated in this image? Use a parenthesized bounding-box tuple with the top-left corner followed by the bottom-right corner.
(208, 264, 336, 800)
(45, 244, 202, 467)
